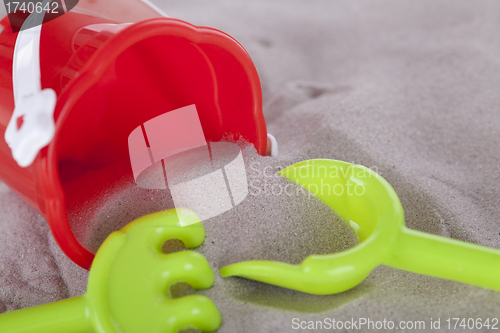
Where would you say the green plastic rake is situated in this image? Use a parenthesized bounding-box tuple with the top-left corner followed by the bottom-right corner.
(0, 208, 221, 333)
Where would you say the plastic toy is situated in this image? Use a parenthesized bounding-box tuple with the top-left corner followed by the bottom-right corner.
(221, 159, 500, 295)
(0, 208, 221, 333)
(0, 2, 268, 270)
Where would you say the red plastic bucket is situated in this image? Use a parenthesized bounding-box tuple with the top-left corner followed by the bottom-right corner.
(0, 9, 267, 269)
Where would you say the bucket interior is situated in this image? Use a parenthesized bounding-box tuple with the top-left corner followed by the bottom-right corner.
(56, 34, 253, 253)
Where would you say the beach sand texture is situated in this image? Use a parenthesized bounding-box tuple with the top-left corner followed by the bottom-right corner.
(1, 1, 500, 332)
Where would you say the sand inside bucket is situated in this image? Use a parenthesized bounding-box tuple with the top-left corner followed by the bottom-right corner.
(65, 142, 360, 261)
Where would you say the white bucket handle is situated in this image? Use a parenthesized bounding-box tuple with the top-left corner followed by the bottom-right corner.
(4, 0, 57, 167)
(4, 0, 168, 168)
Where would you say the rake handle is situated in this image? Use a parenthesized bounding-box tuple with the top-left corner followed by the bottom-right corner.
(385, 227, 500, 291)
(0, 296, 92, 333)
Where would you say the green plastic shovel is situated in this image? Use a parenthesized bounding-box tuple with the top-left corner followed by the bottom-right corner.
(220, 159, 500, 295)
(0, 208, 221, 333)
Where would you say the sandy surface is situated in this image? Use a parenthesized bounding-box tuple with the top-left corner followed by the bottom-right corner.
(2, 0, 500, 332)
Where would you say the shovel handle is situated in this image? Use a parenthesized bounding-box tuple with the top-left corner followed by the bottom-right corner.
(0, 296, 92, 333)
(385, 227, 500, 291)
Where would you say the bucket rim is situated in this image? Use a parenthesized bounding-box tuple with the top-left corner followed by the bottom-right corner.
(40, 17, 266, 269)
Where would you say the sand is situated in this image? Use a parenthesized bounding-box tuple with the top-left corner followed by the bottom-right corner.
(2, 0, 500, 332)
